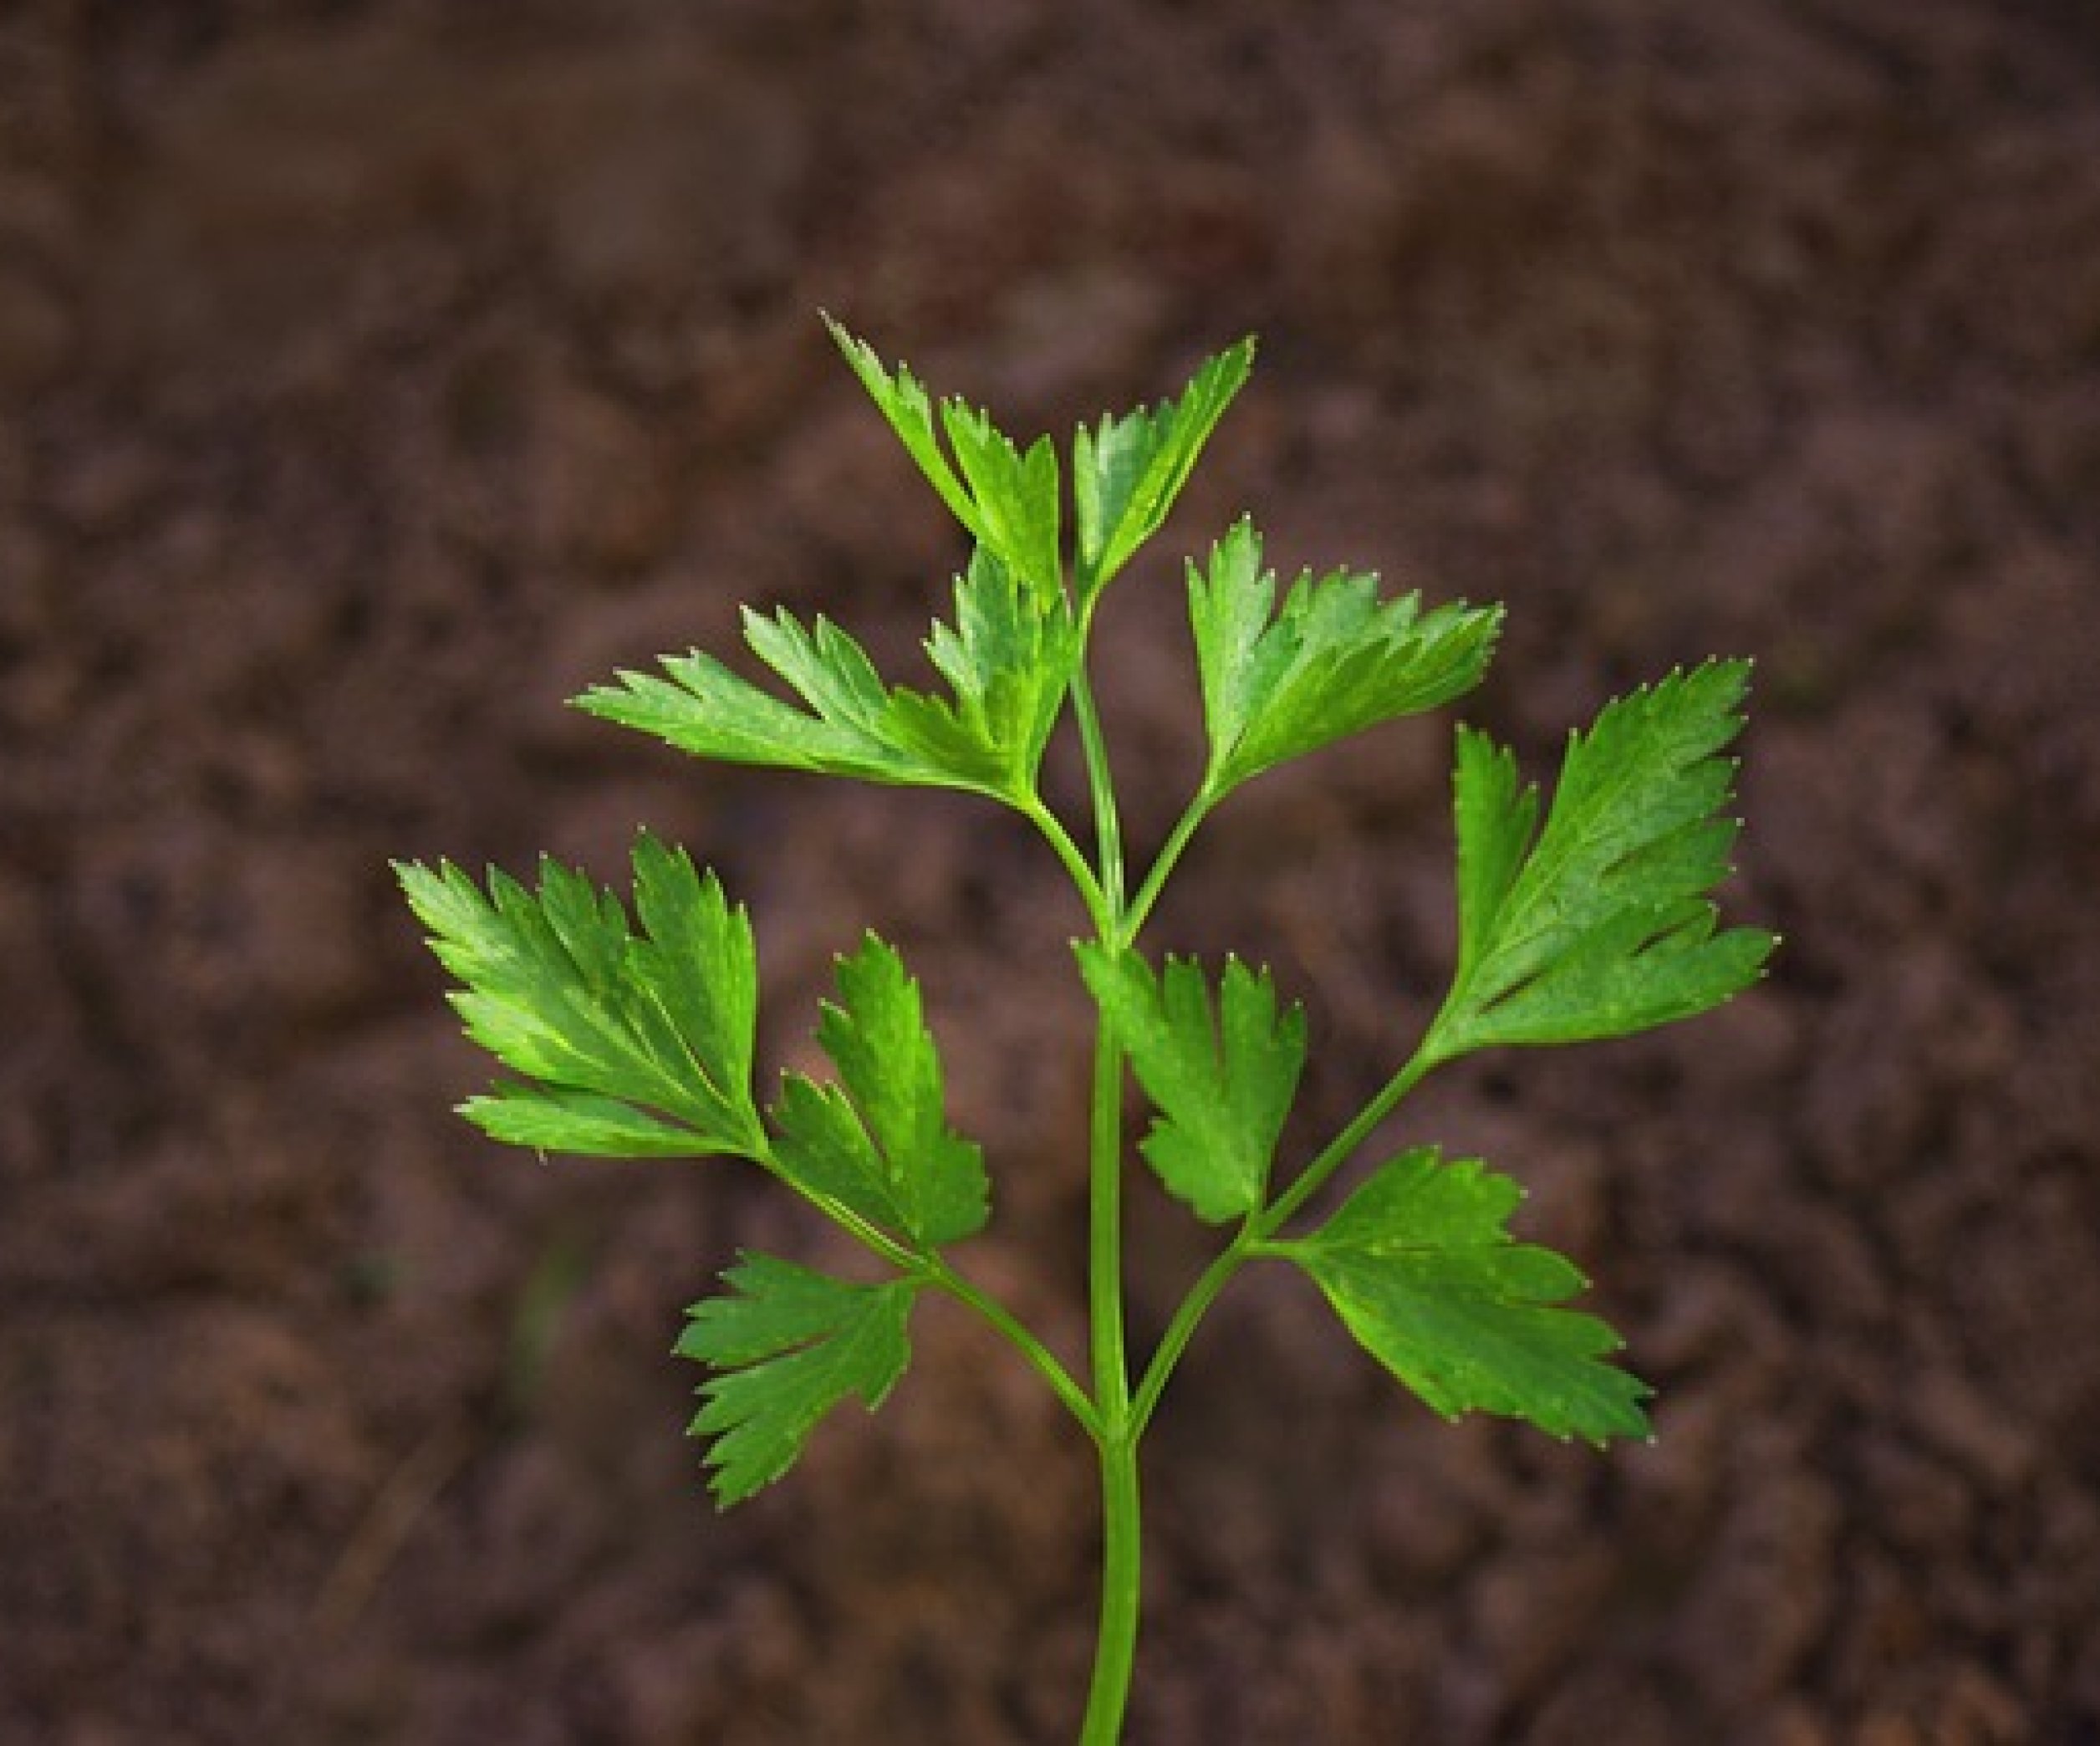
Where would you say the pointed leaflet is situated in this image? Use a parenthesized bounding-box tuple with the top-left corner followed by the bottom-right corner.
(882, 548, 1081, 796)
(1187, 519, 1501, 794)
(1073, 338, 1255, 600)
(1078, 947, 1306, 1223)
(397, 835, 764, 1157)
(769, 935, 989, 1249)
(826, 316, 1061, 601)
(825, 315, 979, 540)
(1273, 1148, 1650, 1444)
(576, 609, 923, 785)
(1426, 661, 1776, 1060)
(678, 1253, 917, 1505)
(579, 551, 1076, 804)
(939, 401, 1063, 609)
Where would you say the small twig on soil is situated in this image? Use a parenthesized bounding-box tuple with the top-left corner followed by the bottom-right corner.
(311, 1419, 473, 1637)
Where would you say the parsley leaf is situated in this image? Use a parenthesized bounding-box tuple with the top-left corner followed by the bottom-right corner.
(937, 403, 1063, 609)
(576, 610, 910, 783)
(1273, 1148, 1650, 1444)
(1077, 947, 1306, 1223)
(678, 1253, 917, 1506)
(883, 548, 1081, 796)
(770, 934, 990, 1249)
(825, 316, 1061, 601)
(1426, 661, 1776, 1060)
(1073, 339, 1255, 600)
(577, 552, 1076, 805)
(397, 835, 764, 1157)
(1188, 518, 1502, 794)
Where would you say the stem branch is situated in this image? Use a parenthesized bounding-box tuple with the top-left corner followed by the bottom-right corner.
(1070, 671, 1126, 914)
(1021, 796, 1112, 932)
(757, 1146, 1101, 1441)
(1129, 1037, 1443, 1439)
(925, 1256, 1102, 1440)
(1119, 779, 1219, 947)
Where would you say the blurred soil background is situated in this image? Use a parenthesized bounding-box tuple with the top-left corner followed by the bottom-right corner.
(4, 0, 2100, 1741)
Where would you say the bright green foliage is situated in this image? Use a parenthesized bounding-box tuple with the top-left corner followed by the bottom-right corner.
(826, 316, 1062, 601)
(576, 611, 923, 785)
(1187, 518, 1502, 794)
(1273, 1148, 1651, 1444)
(1077, 947, 1306, 1223)
(770, 935, 989, 1249)
(405, 318, 1774, 1738)
(938, 405, 1063, 608)
(1073, 340, 1254, 601)
(885, 549, 1082, 796)
(396, 835, 763, 1157)
(1426, 661, 1776, 1061)
(577, 551, 1077, 803)
(678, 1253, 917, 1506)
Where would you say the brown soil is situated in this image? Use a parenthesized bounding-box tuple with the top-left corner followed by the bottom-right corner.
(6, 1, 2099, 1741)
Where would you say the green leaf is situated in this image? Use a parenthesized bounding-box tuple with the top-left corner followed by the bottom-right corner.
(397, 835, 765, 1157)
(825, 316, 1061, 601)
(883, 548, 1081, 795)
(578, 555, 1076, 804)
(678, 1253, 917, 1505)
(824, 315, 981, 546)
(578, 607, 929, 786)
(1187, 518, 1502, 794)
(1074, 339, 1255, 600)
(770, 935, 990, 1249)
(1275, 1147, 1650, 1444)
(1428, 661, 1776, 1059)
(462, 1082, 725, 1157)
(1077, 947, 1305, 1223)
(939, 402, 1063, 605)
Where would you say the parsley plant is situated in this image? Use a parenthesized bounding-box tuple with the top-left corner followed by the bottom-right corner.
(400, 322, 1774, 1742)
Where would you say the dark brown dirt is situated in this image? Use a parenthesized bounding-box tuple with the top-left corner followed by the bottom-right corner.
(6, 1, 2100, 1740)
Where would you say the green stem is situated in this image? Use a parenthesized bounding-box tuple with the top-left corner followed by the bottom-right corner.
(1075, 975, 1144, 1742)
(1129, 1039, 1442, 1439)
(1070, 671, 1126, 914)
(752, 1144, 921, 1271)
(925, 1257, 1103, 1441)
(757, 1146, 1101, 1441)
(1128, 1233, 1242, 1440)
(1079, 1430, 1143, 1744)
(1265, 1041, 1440, 1230)
(1021, 796, 1112, 931)
(1063, 633, 1144, 1742)
(1086, 1025, 1130, 1416)
(1120, 780, 1219, 946)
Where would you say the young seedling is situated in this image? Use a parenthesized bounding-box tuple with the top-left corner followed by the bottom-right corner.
(399, 321, 1774, 1743)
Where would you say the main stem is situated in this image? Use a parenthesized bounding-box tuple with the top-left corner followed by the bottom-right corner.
(1078, 1019, 1142, 1743)
(1083, 1429, 1143, 1744)
(1070, 656, 1143, 1744)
